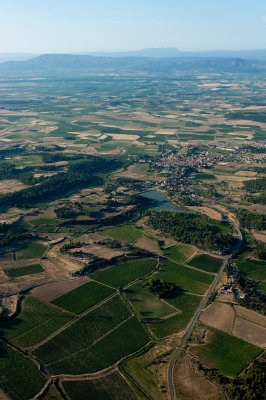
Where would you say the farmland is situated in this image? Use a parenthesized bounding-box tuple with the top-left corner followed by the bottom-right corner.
(51, 281, 115, 314)
(188, 254, 224, 273)
(0, 296, 74, 348)
(34, 295, 131, 364)
(62, 372, 139, 400)
(94, 258, 157, 288)
(193, 327, 262, 376)
(156, 259, 213, 295)
(0, 340, 45, 400)
(4, 263, 44, 278)
(0, 61, 265, 399)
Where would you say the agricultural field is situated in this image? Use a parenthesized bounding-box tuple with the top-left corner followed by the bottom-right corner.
(0, 340, 45, 400)
(193, 326, 262, 376)
(51, 280, 115, 314)
(100, 225, 143, 244)
(0, 296, 74, 348)
(156, 259, 213, 295)
(0, 64, 266, 399)
(188, 254, 224, 273)
(62, 372, 140, 400)
(164, 243, 196, 264)
(33, 295, 131, 365)
(94, 258, 157, 288)
(48, 316, 150, 375)
(4, 263, 44, 278)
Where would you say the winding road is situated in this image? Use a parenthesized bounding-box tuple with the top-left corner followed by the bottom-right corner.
(167, 217, 243, 400)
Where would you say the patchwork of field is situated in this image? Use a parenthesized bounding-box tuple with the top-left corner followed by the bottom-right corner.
(51, 281, 115, 314)
(31, 277, 90, 302)
(193, 326, 262, 376)
(156, 259, 213, 295)
(34, 296, 150, 375)
(0, 297, 74, 348)
(164, 243, 196, 264)
(200, 301, 266, 348)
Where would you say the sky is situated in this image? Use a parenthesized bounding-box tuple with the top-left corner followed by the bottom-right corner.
(0, 0, 266, 53)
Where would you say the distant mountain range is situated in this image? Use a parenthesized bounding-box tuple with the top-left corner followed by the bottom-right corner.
(0, 49, 266, 77)
(83, 47, 266, 60)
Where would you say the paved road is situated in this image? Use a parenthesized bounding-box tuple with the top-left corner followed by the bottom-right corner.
(168, 221, 243, 400)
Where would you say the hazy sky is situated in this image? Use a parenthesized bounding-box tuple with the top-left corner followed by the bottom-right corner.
(1, 0, 266, 53)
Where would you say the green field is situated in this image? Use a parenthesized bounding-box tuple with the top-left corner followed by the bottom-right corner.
(150, 292, 201, 338)
(188, 254, 223, 273)
(48, 317, 150, 375)
(100, 225, 143, 244)
(156, 259, 213, 295)
(94, 258, 157, 288)
(194, 327, 262, 376)
(236, 259, 266, 293)
(1, 296, 74, 348)
(125, 283, 175, 320)
(51, 281, 115, 314)
(16, 242, 47, 260)
(63, 372, 138, 400)
(34, 295, 131, 364)
(4, 263, 44, 278)
(0, 340, 45, 400)
(165, 243, 195, 264)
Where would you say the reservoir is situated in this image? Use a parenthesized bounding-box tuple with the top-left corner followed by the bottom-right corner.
(141, 190, 185, 213)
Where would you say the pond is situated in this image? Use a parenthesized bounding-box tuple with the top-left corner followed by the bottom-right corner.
(141, 190, 186, 213)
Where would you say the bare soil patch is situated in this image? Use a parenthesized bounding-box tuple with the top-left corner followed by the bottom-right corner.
(253, 230, 266, 244)
(200, 302, 235, 334)
(135, 236, 162, 255)
(188, 206, 222, 221)
(71, 245, 124, 260)
(232, 317, 266, 349)
(234, 305, 266, 328)
(31, 277, 90, 302)
(174, 352, 224, 400)
(0, 180, 28, 194)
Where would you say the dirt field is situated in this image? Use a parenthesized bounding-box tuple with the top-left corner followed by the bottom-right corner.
(188, 206, 222, 221)
(135, 236, 162, 255)
(200, 301, 266, 349)
(200, 302, 235, 333)
(174, 353, 225, 400)
(234, 305, 266, 328)
(232, 317, 266, 349)
(70, 245, 124, 260)
(253, 230, 266, 244)
(31, 277, 90, 302)
(0, 180, 28, 194)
